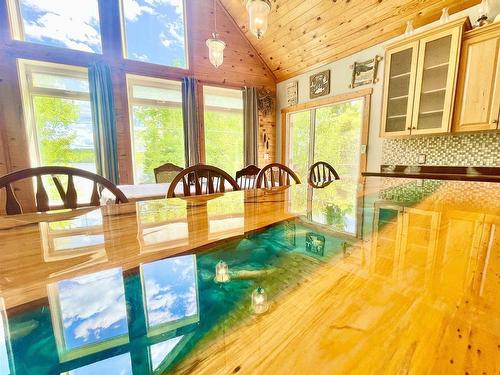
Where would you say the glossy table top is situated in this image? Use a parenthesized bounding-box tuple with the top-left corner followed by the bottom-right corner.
(0, 177, 498, 374)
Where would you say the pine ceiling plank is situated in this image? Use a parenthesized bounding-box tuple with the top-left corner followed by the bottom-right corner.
(277, 0, 479, 80)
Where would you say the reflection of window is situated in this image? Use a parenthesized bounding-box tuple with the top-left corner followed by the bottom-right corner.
(120, 0, 188, 68)
(8, 0, 102, 53)
(40, 210, 107, 276)
(0, 299, 14, 375)
(207, 195, 244, 239)
(141, 255, 199, 336)
(150, 336, 183, 373)
(203, 86, 244, 177)
(48, 268, 129, 362)
(62, 353, 132, 375)
(127, 75, 185, 183)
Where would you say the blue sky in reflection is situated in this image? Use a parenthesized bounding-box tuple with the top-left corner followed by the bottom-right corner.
(67, 353, 132, 375)
(150, 335, 183, 371)
(57, 268, 128, 350)
(142, 255, 197, 328)
(0, 309, 10, 375)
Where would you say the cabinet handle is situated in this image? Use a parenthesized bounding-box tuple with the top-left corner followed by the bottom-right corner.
(412, 126, 417, 129)
(492, 119, 498, 124)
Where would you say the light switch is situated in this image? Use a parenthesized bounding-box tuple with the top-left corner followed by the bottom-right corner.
(417, 154, 426, 164)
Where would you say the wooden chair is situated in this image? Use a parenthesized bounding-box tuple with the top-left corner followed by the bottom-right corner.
(154, 162, 183, 183)
(167, 164, 240, 198)
(308, 161, 340, 188)
(255, 163, 301, 189)
(235, 165, 261, 190)
(0, 166, 128, 215)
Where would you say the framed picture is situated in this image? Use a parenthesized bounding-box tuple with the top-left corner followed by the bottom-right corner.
(349, 55, 383, 88)
(309, 70, 330, 99)
(286, 81, 298, 106)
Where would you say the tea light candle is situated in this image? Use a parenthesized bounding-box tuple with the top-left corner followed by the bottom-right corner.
(214, 261, 230, 283)
(251, 287, 269, 314)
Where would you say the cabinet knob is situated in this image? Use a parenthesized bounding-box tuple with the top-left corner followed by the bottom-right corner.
(407, 127, 412, 130)
(492, 120, 498, 124)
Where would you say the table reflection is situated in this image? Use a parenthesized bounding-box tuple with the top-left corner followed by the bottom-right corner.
(48, 268, 129, 362)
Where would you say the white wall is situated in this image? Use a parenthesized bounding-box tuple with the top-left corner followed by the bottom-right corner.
(276, 2, 500, 172)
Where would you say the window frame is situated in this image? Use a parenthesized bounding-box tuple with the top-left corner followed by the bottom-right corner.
(126, 74, 184, 184)
(118, 0, 189, 70)
(18, 59, 93, 168)
(6, 0, 103, 54)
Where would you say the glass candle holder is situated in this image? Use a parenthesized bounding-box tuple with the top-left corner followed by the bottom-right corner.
(251, 287, 269, 314)
(214, 260, 230, 283)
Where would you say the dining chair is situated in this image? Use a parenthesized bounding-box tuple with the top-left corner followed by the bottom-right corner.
(255, 163, 301, 189)
(235, 165, 261, 190)
(0, 166, 128, 215)
(308, 161, 340, 188)
(154, 162, 183, 183)
(167, 164, 240, 198)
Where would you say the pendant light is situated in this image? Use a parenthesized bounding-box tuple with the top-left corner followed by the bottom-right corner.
(206, 0, 226, 68)
(246, 0, 272, 39)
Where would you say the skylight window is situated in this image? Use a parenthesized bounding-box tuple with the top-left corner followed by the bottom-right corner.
(120, 0, 188, 68)
(9, 0, 102, 53)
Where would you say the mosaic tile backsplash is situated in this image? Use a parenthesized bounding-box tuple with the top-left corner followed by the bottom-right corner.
(382, 132, 500, 166)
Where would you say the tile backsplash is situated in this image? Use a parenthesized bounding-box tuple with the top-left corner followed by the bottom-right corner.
(382, 132, 500, 167)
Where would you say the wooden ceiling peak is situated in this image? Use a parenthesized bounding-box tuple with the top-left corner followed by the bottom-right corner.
(219, 0, 481, 81)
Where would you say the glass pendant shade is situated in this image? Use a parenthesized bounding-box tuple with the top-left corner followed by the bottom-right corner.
(246, 0, 271, 39)
(214, 260, 230, 283)
(251, 287, 269, 314)
(206, 33, 226, 68)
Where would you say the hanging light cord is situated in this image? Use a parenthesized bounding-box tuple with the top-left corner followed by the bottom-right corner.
(213, 0, 217, 35)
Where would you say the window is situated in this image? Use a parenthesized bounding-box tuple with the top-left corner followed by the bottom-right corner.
(203, 86, 244, 178)
(8, 0, 102, 53)
(19, 60, 96, 172)
(287, 99, 365, 235)
(120, 0, 188, 68)
(127, 75, 185, 183)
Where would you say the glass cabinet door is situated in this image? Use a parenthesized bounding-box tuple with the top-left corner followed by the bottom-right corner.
(412, 28, 461, 134)
(381, 41, 419, 136)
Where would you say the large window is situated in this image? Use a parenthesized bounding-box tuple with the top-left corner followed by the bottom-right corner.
(120, 0, 188, 68)
(19, 60, 96, 172)
(128, 75, 185, 184)
(8, 0, 102, 53)
(203, 86, 244, 178)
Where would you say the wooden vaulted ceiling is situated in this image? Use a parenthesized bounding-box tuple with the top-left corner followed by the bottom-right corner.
(219, 0, 481, 82)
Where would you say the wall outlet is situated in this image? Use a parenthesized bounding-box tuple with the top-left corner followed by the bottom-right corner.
(417, 153, 426, 164)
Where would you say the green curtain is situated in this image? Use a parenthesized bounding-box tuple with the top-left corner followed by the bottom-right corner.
(88, 62, 119, 184)
(182, 77, 201, 167)
(243, 87, 259, 166)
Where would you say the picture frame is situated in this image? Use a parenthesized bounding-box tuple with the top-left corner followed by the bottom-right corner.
(349, 55, 383, 88)
(309, 70, 330, 99)
(286, 81, 298, 106)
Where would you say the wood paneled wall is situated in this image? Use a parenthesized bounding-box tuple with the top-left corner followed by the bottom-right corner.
(0, 0, 277, 212)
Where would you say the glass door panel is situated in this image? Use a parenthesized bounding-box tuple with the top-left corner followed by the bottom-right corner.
(288, 111, 311, 182)
(412, 29, 461, 134)
(382, 42, 418, 136)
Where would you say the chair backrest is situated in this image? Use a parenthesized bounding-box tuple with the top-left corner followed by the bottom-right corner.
(255, 163, 301, 189)
(154, 162, 183, 183)
(235, 165, 261, 190)
(167, 164, 240, 198)
(0, 166, 128, 215)
(308, 161, 340, 188)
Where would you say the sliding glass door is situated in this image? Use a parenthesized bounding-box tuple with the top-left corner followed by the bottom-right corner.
(287, 98, 365, 235)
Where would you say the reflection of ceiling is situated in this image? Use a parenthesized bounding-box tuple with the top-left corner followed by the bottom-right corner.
(219, 0, 480, 81)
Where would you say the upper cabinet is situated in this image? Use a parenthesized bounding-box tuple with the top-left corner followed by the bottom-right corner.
(381, 18, 470, 138)
(453, 23, 500, 133)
